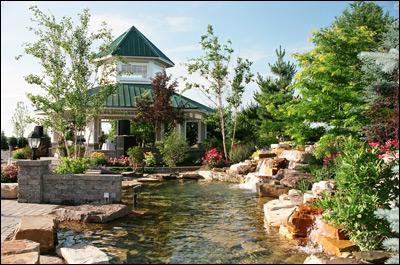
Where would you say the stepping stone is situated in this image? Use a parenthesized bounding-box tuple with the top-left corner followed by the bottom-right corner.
(57, 243, 109, 264)
(1, 239, 39, 256)
(40, 255, 65, 264)
(1, 251, 40, 264)
(1, 183, 18, 199)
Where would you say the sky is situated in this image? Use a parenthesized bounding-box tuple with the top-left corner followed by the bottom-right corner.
(1, 1, 398, 137)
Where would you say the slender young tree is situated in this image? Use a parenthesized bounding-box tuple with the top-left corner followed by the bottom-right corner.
(17, 6, 119, 158)
(254, 46, 296, 144)
(11, 101, 31, 138)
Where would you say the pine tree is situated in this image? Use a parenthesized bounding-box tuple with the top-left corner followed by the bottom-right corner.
(254, 46, 296, 144)
(1, 131, 9, 150)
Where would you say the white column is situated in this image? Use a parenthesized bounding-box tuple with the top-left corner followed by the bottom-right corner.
(197, 121, 202, 143)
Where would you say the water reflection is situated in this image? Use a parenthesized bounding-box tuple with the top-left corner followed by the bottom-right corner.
(58, 180, 307, 264)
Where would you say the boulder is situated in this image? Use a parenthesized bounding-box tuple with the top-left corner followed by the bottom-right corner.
(303, 254, 328, 264)
(256, 183, 290, 198)
(1, 239, 40, 255)
(288, 161, 308, 170)
(1, 252, 39, 264)
(314, 219, 348, 240)
(280, 149, 307, 162)
(280, 170, 312, 188)
(52, 204, 130, 224)
(178, 172, 203, 180)
(271, 143, 291, 149)
(279, 225, 292, 239)
(316, 235, 359, 256)
(136, 177, 164, 183)
(312, 180, 335, 196)
(305, 145, 315, 153)
(273, 158, 289, 169)
(13, 215, 56, 254)
(1, 183, 18, 199)
(326, 257, 363, 264)
(263, 199, 296, 227)
(40, 255, 65, 264)
(303, 192, 319, 204)
(57, 244, 109, 264)
(352, 251, 393, 264)
(258, 152, 277, 159)
(197, 170, 213, 181)
(148, 173, 177, 180)
(229, 162, 255, 175)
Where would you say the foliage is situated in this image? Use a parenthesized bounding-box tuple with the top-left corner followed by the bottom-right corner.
(54, 157, 91, 174)
(287, 2, 393, 145)
(313, 134, 347, 159)
(144, 151, 156, 167)
(234, 103, 263, 146)
(227, 58, 253, 154)
(254, 46, 296, 144)
(17, 6, 119, 158)
(7, 136, 18, 148)
(89, 151, 107, 166)
(17, 137, 28, 148)
(314, 137, 398, 250)
(1, 131, 9, 150)
(184, 24, 252, 159)
(130, 122, 155, 146)
(127, 146, 144, 170)
(251, 149, 261, 160)
(106, 156, 130, 167)
(359, 19, 399, 146)
(375, 195, 399, 264)
(11, 101, 31, 138)
(1, 164, 18, 183)
(135, 71, 181, 142)
(202, 148, 226, 168)
(159, 130, 189, 167)
(296, 178, 312, 193)
(229, 144, 254, 163)
(12, 147, 32, 159)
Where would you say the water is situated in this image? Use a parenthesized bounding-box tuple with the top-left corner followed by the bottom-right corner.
(58, 180, 307, 264)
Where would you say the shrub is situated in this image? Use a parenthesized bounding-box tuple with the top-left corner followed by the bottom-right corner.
(313, 134, 347, 159)
(159, 130, 189, 167)
(296, 178, 313, 192)
(229, 144, 254, 163)
(1, 131, 8, 150)
(8, 136, 18, 148)
(54, 157, 91, 174)
(203, 148, 225, 168)
(127, 146, 144, 170)
(314, 137, 398, 250)
(1, 164, 18, 183)
(17, 137, 28, 148)
(251, 149, 261, 160)
(144, 151, 156, 167)
(90, 151, 107, 166)
(12, 147, 32, 159)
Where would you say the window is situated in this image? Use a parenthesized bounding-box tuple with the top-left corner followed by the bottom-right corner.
(120, 64, 147, 79)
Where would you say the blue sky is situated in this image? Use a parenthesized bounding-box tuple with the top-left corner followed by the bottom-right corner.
(1, 1, 398, 136)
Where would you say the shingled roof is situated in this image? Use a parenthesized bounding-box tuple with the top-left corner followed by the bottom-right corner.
(104, 26, 174, 67)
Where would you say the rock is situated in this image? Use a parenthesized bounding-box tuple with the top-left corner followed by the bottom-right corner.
(326, 257, 363, 264)
(314, 219, 348, 240)
(1, 183, 18, 199)
(178, 172, 203, 179)
(305, 145, 315, 153)
(312, 180, 335, 196)
(287, 205, 320, 237)
(280, 170, 312, 188)
(256, 183, 290, 198)
(288, 161, 308, 170)
(197, 170, 212, 181)
(303, 192, 319, 204)
(271, 143, 291, 149)
(229, 162, 255, 175)
(122, 180, 141, 187)
(279, 225, 291, 238)
(121, 171, 135, 177)
(40, 255, 65, 264)
(1, 251, 40, 264)
(316, 235, 359, 256)
(263, 199, 296, 227)
(280, 149, 307, 162)
(52, 204, 130, 223)
(303, 254, 328, 264)
(271, 148, 287, 157)
(352, 251, 393, 264)
(273, 158, 289, 169)
(136, 177, 164, 183)
(148, 173, 176, 180)
(1, 240, 40, 255)
(13, 215, 56, 254)
(288, 189, 302, 196)
(258, 152, 277, 159)
(57, 244, 109, 264)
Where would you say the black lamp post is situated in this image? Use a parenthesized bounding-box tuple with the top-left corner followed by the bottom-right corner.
(28, 131, 41, 160)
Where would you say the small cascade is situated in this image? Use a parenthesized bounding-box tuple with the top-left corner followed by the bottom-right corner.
(238, 173, 261, 192)
(256, 159, 269, 176)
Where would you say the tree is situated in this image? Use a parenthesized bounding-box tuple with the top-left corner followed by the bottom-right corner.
(184, 24, 252, 159)
(17, 6, 119, 158)
(11, 101, 31, 138)
(254, 46, 296, 145)
(227, 58, 253, 158)
(287, 2, 393, 144)
(134, 71, 182, 143)
(1, 131, 9, 150)
(358, 19, 399, 146)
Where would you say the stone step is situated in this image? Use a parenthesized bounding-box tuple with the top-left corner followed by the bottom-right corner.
(315, 235, 359, 256)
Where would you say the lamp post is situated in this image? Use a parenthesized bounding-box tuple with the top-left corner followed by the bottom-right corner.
(28, 131, 41, 160)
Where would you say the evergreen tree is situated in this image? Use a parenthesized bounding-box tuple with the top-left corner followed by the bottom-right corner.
(287, 2, 393, 144)
(254, 46, 296, 145)
(1, 131, 9, 150)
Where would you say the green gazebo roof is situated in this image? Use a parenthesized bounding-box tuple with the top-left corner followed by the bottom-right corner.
(103, 26, 174, 67)
(94, 84, 213, 112)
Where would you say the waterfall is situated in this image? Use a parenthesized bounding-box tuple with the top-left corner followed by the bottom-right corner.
(238, 173, 260, 192)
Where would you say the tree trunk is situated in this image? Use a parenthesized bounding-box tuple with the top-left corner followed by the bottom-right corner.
(230, 110, 237, 160)
(63, 135, 70, 158)
(217, 95, 228, 160)
(84, 127, 92, 157)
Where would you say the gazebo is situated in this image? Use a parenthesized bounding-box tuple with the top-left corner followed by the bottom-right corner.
(50, 26, 212, 155)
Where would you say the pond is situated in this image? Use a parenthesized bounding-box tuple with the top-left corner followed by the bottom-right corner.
(58, 180, 307, 264)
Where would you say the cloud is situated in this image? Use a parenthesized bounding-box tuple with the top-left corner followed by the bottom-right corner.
(164, 16, 192, 32)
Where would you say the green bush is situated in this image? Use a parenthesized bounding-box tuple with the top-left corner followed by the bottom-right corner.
(1, 131, 9, 150)
(54, 157, 91, 174)
(127, 146, 144, 170)
(313, 134, 347, 159)
(89, 152, 107, 166)
(12, 147, 32, 159)
(8, 136, 17, 148)
(17, 137, 28, 148)
(229, 144, 254, 163)
(314, 137, 397, 250)
(143, 151, 156, 167)
(159, 130, 189, 167)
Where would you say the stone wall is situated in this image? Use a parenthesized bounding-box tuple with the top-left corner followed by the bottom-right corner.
(16, 160, 121, 204)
